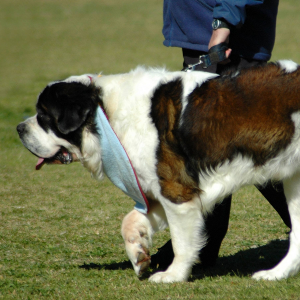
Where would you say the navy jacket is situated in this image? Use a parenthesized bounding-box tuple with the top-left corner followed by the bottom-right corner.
(163, 0, 279, 61)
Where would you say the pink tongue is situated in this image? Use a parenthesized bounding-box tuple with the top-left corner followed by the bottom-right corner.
(36, 158, 45, 170)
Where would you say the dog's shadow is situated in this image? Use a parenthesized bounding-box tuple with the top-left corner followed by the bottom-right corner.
(191, 238, 289, 281)
(79, 239, 289, 281)
(79, 260, 132, 271)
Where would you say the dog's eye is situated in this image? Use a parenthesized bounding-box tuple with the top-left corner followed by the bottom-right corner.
(37, 113, 51, 125)
(37, 113, 52, 132)
(38, 114, 50, 121)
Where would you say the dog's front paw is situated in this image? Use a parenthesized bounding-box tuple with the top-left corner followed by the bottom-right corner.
(122, 210, 153, 276)
(149, 271, 187, 283)
(125, 241, 151, 276)
(135, 250, 151, 276)
(252, 270, 282, 281)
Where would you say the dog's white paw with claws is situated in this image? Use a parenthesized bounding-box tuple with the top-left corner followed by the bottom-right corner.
(121, 210, 153, 276)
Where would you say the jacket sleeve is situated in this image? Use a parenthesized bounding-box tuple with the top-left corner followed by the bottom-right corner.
(213, 0, 264, 27)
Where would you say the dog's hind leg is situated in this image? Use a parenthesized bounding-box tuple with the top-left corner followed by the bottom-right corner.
(253, 172, 300, 280)
(121, 201, 168, 276)
(149, 197, 205, 283)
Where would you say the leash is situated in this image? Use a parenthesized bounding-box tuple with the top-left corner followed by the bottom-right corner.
(182, 42, 228, 72)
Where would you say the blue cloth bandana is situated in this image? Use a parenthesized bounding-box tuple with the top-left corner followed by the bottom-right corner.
(95, 106, 149, 214)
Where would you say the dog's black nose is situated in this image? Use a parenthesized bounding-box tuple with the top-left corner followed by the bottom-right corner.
(16, 123, 26, 136)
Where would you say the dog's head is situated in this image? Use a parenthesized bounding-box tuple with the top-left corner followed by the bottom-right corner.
(17, 76, 101, 170)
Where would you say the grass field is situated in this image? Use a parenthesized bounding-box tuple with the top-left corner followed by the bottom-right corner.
(1, 0, 300, 299)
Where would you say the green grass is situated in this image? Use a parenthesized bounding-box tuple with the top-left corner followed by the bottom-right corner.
(1, 0, 300, 299)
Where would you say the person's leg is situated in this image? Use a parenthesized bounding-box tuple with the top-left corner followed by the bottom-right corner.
(199, 196, 232, 266)
(256, 182, 291, 228)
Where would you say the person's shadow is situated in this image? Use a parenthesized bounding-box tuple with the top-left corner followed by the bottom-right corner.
(79, 238, 289, 281)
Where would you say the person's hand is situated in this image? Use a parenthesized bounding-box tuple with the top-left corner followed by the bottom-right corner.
(208, 28, 232, 60)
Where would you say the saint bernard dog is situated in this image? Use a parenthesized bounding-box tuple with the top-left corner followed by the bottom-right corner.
(17, 60, 300, 283)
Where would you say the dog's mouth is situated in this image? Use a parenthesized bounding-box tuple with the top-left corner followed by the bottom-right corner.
(36, 147, 73, 170)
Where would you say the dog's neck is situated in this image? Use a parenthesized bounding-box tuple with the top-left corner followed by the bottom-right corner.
(93, 106, 149, 214)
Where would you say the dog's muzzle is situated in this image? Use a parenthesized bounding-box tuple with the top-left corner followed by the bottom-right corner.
(36, 148, 73, 170)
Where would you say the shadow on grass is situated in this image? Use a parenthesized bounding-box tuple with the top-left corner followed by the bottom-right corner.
(191, 238, 289, 281)
(79, 239, 289, 280)
(79, 260, 132, 271)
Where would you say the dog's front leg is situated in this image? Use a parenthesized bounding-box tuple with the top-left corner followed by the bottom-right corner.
(149, 197, 205, 283)
(121, 202, 168, 276)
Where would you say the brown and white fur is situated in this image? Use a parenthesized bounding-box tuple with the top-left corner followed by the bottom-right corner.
(17, 60, 300, 282)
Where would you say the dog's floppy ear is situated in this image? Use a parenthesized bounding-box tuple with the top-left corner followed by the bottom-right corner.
(37, 81, 99, 135)
(56, 102, 91, 135)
